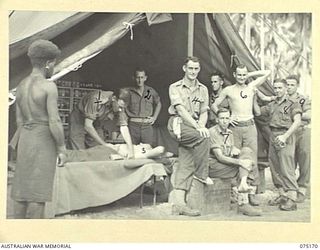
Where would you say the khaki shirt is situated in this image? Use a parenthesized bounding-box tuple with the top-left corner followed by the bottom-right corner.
(168, 79, 209, 119)
(288, 92, 311, 126)
(209, 125, 234, 158)
(261, 95, 302, 129)
(126, 85, 160, 118)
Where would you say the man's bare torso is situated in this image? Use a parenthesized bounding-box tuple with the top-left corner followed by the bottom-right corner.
(16, 75, 52, 123)
(224, 84, 255, 121)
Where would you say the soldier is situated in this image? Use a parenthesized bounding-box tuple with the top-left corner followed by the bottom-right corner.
(286, 75, 311, 203)
(261, 79, 302, 211)
(167, 56, 211, 216)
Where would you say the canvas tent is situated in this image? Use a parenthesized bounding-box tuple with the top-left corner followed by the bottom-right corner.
(9, 11, 274, 155)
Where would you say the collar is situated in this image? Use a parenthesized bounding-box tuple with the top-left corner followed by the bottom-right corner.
(180, 78, 201, 89)
(216, 125, 232, 135)
(129, 85, 150, 95)
(275, 95, 289, 105)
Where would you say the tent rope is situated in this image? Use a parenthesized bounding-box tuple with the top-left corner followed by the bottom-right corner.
(123, 22, 134, 40)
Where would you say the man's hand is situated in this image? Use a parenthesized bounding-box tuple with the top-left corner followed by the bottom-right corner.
(230, 147, 241, 156)
(57, 152, 67, 167)
(126, 149, 135, 159)
(146, 116, 156, 125)
(196, 127, 210, 138)
(275, 134, 287, 145)
(239, 159, 253, 171)
(229, 117, 239, 127)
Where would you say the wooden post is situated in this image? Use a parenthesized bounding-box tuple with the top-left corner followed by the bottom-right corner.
(245, 13, 252, 48)
(260, 14, 265, 70)
(188, 13, 194, 56)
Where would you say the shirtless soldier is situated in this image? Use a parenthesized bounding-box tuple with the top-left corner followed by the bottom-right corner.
(10, 40, 66, 219)
(212, 64, 271, 206)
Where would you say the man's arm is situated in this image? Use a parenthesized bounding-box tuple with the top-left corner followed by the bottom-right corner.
(46, 82, 66, 153)
(198, 87, 209, 127)
(247, 69, 271, 89)
(148, 100, 162, 125)
(84, 118, 107, 146)
(212, 148, 252, 171)
(119, 125, 135, 159)
(256, 89, 276, 102)
(211, 88, 228, 114)
(15, 102, 23, 128)
(276, 113, 302, 144)
(302, 109, 311, 121)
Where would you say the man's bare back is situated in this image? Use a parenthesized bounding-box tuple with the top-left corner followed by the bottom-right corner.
(16, 75, 57, 123)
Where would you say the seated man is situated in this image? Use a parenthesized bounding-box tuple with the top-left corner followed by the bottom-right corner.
(62, 143, 173, 169)
(208, 108, 262, 216)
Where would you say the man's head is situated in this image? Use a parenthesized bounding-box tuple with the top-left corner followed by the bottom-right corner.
(133, 68, 147, 88)
(273, 79, 288, 98)
(286, 75, 299, 96)
(27, 39, 61, 78)
(211, 72, 224, 92)
(233, 64, 248, 85)
(111, 88, 130, 112)
(217, 107, 231, 131)
(183, 56, 201, 81)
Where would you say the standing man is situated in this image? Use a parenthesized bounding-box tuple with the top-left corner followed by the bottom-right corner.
(167, 56, 211, 216)
(208, 108, 262, 216)
(207, 72, 229, 128)
(286, 75, 311, 203)
(126, 68, 162, 146)
(10, 40, 66, 219)
(261, 79, 302, 210)
(212, 64, 271, 206)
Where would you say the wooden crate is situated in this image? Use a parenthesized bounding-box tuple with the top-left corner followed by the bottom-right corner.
(186, 178, 231, 215)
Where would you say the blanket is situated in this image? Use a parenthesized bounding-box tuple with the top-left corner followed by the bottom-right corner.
(45, 160, 167, 217)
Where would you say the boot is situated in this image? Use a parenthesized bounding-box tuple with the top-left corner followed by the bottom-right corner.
(172, 204, 201, 216)
(296, 192, 306, 203)
(248, 194, 260, 206)
(279, 198, 297, 211)
(171, 189, 201, 216)
(268, 195, 287, 206)
(238, 204, 262, 216)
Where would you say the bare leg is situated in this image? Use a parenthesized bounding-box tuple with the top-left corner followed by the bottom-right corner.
(25, 202, 45, 219)
(13, 201, 27, 219)
(238, 167, 253, 193)
(135, 146, 165, 159)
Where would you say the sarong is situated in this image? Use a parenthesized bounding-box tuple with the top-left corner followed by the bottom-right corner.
(11, 121, 57, 202)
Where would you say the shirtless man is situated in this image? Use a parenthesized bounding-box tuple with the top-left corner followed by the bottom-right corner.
(212, 64, 271, 206)
(10, 40, 66, 219)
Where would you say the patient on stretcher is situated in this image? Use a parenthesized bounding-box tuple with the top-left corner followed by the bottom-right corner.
(63, 144, 174, 168)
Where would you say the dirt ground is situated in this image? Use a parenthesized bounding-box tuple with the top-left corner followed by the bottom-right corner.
(7, 168, 310, 222)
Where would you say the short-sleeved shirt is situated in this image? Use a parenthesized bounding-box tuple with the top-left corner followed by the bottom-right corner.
(168, 78, 209, 119)
(77, 90, 127, 126)
(209, 125, 234, 158)
(288, 92, 311, 126)
(126, 85, 160, 118)
(261, 95, 302, 129)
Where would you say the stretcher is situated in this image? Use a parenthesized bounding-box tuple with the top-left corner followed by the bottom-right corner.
(44, 160, 167, 218)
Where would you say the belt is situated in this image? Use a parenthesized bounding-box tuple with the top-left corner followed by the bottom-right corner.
(234, 119, 255, 127)
(129, 117, 150, 123)
(270, 127, 288, 132)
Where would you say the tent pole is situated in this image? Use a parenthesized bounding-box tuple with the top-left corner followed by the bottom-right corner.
(188, 13, 194, 56)
(245, 13, 251, 48)
(260, 14, 265, 70)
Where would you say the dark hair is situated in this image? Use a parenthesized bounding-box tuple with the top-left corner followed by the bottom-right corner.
(28, 39, 61, 67)
(211, 71, 224, 81)
(184, 56, 200, 65)
(286, 75, 299, 84)
(133, 67, 147, 76)
(217, 107, 231, 117)
(234, 63, 247, 72)
(273, 78, 287, 86)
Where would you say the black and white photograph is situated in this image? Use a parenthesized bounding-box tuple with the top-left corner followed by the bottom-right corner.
(6, 10, 312, 224)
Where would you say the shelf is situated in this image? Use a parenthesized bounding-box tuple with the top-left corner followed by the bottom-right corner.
(58, 96, 70, 99)
(58, 109, 71, 111)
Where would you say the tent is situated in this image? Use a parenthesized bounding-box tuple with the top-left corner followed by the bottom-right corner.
(9, 11, 274, 155)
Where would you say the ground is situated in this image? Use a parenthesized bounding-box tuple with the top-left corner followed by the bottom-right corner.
(7, 168, 310, 221)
